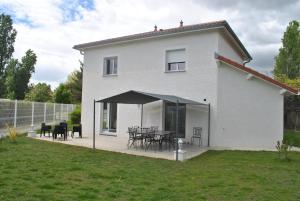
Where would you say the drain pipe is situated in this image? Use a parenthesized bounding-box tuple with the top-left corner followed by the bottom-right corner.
(243, 58, 252, 66)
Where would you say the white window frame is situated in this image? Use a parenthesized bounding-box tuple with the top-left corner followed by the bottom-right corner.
(165, 49, 186, 72)
(103, 56, 118, 76)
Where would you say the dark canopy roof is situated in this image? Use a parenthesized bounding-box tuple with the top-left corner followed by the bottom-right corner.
(96, 90, 207, 105)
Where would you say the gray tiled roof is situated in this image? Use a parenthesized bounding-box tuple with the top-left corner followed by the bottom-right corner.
(73, 20, 251, 60)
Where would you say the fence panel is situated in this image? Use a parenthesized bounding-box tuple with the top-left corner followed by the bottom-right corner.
(0, 99, 76, 136)
(0, 100, 15, 133)
(16, 101, 32, 131)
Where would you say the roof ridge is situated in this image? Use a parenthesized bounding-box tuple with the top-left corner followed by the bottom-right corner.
(74, 20, 227, 48)
(73, 20, 255, 60)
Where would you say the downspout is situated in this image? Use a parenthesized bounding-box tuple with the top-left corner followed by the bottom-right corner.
(243, 57, 252, 66)
(93, 99, 96, 149)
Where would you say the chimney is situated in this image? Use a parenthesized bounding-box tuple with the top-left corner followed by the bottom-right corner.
(154, 25, 157, 31)
(180, 20, 183, 27)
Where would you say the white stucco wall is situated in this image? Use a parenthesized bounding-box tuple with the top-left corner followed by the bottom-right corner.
(218, 31, 244, 63)
(215, 62, 284, 150)
(81, 30, 219, 142)
(81, 28, 284, 150)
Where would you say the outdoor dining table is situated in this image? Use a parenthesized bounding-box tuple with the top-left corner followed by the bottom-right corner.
(136, 129, 174, 151)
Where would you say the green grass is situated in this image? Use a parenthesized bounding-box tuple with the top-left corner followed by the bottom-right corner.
(284, 130, 300, 147)
(0, 136, 300, 201)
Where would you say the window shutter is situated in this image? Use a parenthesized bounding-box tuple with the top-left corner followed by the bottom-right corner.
(166, 49, 185, 63)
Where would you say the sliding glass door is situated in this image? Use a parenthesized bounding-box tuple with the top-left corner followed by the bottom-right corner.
(102, 102, 117, 133)
(164, 102, 186, 138)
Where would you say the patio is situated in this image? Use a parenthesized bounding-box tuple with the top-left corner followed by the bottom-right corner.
(33, 134, 208, 160)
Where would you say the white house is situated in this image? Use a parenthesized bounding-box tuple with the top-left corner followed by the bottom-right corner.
(74, 20, 298, 150)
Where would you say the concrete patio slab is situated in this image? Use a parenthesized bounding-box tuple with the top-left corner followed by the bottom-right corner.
(31, 134, 208, 160)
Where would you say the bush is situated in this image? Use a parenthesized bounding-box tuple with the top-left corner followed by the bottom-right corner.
(6, 124, 17, 143)
(275, 140, 291, 160)
(0, 134, 3, 144)
(70, 106, 81, 125)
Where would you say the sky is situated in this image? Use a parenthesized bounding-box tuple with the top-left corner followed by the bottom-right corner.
(0, 0, 300, 89)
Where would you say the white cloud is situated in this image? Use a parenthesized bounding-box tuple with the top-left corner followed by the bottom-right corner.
(1, 0, 300, 88)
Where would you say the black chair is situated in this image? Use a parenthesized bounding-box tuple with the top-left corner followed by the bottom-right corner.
(40, 123, 51, 137)
(52, 125, 66, 141)
(59, 122, 68, 139)
(191, 127, 202, 146)
(127, 126, 144, 149)
(145, 132, 159, 151)
(72, 124, 82, 138)
(127, 127, 136, 148)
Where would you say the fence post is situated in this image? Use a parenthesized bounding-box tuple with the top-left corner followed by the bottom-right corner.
(44, 102, 47, 123)
(31, 102, 35, 127)
(13, 100, 17, 128)
(67, 104, 69, 120)
(60, 104, 63, 120)
(53, 103, 56, 124)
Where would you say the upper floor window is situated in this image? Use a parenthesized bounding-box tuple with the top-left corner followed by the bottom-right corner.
(103, 57, 118, 75)
(166, 49, 186, 72)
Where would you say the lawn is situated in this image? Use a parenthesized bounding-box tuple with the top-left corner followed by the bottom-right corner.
(0, 136, 300, 201)
(284, 130, 300, 147)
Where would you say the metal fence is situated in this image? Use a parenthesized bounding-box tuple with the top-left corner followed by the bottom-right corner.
(0, 99, 75, 136)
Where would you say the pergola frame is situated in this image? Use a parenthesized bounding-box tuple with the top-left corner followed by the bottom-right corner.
(92, 90, 210, 161)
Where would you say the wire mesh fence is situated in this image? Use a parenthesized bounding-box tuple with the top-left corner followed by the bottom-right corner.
(0, 99, 75, 136)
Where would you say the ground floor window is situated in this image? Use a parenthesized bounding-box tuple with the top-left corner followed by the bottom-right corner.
(165, 102, 186, 138)
(102, 102, 117, 132)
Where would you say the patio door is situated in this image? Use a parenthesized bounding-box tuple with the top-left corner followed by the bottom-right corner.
(164, 102, 186, 138)
(102, 102, 117, 133)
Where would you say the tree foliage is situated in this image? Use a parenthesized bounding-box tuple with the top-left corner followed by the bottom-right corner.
(25, 83, 52, 102)
(65, 61, 82, 103)
(15, 49, 37, 99)
(53, 83, 72, 104)
(4, 59, 18, 99)
(274, 21, 300, 79)
(4, 49, 37, 99)
(0, 14, 17, 96)
(70, 106, 81, 125)
(275, 74, 300, 90)
(0, 13, 37, 99)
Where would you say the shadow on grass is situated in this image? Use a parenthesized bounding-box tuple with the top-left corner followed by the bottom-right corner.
(0, 147, 7, 152)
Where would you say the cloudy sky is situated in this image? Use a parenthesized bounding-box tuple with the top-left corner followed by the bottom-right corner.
(0, 0, 299, 89)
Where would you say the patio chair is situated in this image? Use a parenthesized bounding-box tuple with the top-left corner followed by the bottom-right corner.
(144, 129, 160, 151)
(52, 125, 66, 141)
(160, 132, 174, 151)
(191, 127, 202, 146)
(150, 126, 159, 132)
(59, 122, 68, 139)
(144, 133, 158, 151)
(72, 124, 82, 138)
(127, 127, 141, 148)
(40, 123, 51, 137)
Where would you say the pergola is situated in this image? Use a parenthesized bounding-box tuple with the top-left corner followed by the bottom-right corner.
(93, 90, 210, 161)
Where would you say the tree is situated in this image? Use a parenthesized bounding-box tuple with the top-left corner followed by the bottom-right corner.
(25, 83, 52, 102)
(65, 61, 83, 103)
(274, 20, 300, 79)
(4, 59, 18, 99)
(4, 49, 37, 99)
(53, 83, 72, 104)
(14, 49, 37, 99)
(0, 14, 17, 97)
(70, 106, 81, 124)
